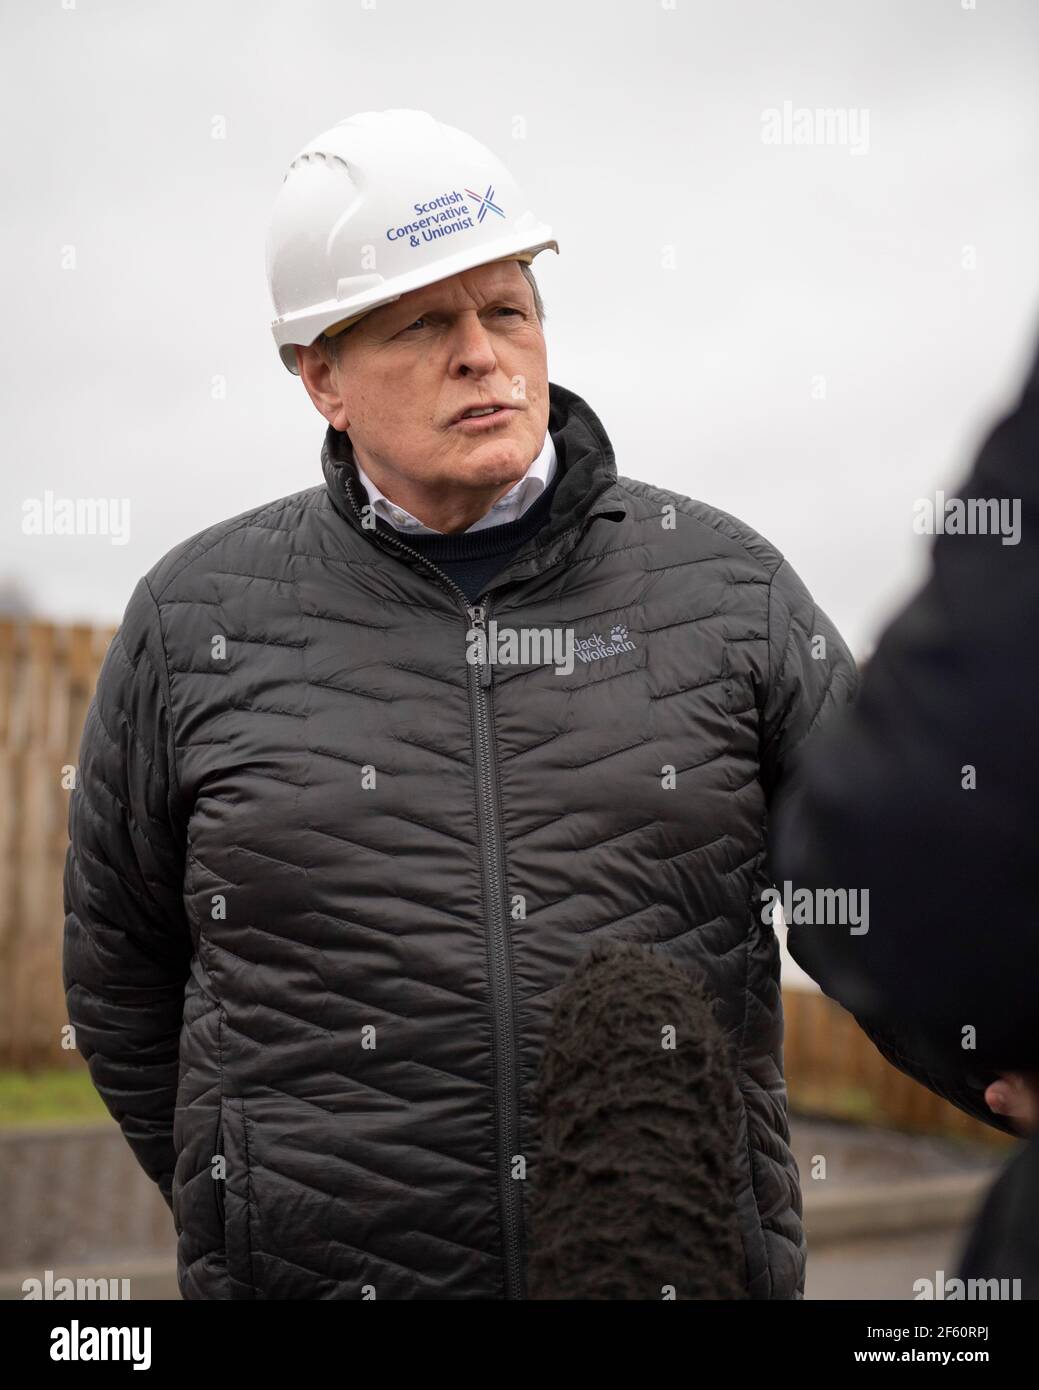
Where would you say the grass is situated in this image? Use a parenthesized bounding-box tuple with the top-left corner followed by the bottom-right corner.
(0, 1066, 112, 1129)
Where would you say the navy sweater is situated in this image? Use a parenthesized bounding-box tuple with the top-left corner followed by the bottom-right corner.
(377, 438, 563, 603)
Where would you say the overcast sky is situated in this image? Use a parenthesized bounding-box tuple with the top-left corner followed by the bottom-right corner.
(3, 0, 1038, 654)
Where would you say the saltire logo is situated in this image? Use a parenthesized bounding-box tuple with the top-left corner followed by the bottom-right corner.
(464, 184, 505, 222)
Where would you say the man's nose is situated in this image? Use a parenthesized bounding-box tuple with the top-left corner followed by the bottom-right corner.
(447, 313, 498, 377)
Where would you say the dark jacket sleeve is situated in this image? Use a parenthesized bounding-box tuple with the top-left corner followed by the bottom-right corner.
(62, 575, 192, 1210)
(759, 556, 859, 808)
(771, 336, 1039, 1135)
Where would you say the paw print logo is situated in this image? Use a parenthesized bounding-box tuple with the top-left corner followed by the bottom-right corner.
(610, 624, 628, 644)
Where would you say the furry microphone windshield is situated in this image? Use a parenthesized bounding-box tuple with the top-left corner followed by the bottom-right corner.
(527, 939, 749, 1299)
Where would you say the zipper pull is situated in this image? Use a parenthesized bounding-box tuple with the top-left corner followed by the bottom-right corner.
(467, 605, 495, 687)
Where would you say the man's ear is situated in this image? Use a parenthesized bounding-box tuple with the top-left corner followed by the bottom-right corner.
(295, 343, 350, 430)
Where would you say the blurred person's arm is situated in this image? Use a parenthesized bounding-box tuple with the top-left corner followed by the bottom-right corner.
(771, 336, 1039, 1135)
(955, 1130, 1039, 1298)
(62, 576, 192, 1210)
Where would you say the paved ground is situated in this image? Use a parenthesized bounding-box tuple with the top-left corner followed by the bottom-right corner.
(6, 1232, 986, 1301)
(5, 1228, 986, 1301)
(794, 1115, 1005, 1299)
(805, 1227, 974, 1300)
(1, 1114, 1013, 1300)
(789, 1116, 1006, 1189)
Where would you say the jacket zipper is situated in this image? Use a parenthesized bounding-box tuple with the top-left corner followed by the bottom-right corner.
(464, 601, 525, 1299)
(339, 490, 526, 1299)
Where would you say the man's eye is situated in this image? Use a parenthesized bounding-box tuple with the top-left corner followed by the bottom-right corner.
(400, 307, 518, 334)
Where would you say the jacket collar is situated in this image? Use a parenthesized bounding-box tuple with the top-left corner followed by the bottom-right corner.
(353, 427, 560, 535)
(318, 380, 625, 575)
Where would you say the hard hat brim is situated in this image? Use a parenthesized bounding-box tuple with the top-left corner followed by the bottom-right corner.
(274, 230, 558, 375)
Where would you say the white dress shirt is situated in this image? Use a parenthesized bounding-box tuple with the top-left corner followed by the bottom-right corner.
(355, 431, 557, 535)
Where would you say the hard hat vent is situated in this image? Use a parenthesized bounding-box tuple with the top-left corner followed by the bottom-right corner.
(284, 150, 352, 181)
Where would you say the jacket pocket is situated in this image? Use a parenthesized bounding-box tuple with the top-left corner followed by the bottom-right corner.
(213, 1101, 226, 1227)
(220, 1095, 256, 1299)
(171, 1091, 226, 1270)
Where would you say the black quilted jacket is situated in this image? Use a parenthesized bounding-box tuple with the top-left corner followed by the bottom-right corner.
(62, 382, 856, 1299)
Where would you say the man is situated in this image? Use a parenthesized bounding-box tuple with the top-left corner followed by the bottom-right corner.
(63, 109, 856, 1300)
(772, 331, 1039, 1294)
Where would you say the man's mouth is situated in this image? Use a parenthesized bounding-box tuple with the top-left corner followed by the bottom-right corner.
(451, 403, 516, 429)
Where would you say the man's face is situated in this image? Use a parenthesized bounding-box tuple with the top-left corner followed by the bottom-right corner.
(299, 260, 550, 501)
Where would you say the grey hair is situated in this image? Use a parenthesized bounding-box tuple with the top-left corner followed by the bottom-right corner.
(519, 260, 546, 324)
(315, 259, 545, 369)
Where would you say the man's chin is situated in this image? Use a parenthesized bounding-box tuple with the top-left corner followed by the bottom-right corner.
(452, 436, 532, 487)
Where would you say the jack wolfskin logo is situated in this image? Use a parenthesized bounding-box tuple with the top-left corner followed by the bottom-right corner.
(574, 624, 637, 664)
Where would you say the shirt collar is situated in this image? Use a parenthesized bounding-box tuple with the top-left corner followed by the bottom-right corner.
(354, 431, 558, 536)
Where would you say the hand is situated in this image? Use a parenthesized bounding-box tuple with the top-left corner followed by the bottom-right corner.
(984, 1071, 1039, 1135)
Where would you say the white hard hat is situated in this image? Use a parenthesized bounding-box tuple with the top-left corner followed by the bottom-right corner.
(266, 109, 559, 374)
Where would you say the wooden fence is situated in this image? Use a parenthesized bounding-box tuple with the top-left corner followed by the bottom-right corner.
(0, 617, 1016, 1147)
(0, 619, 116, 1068)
